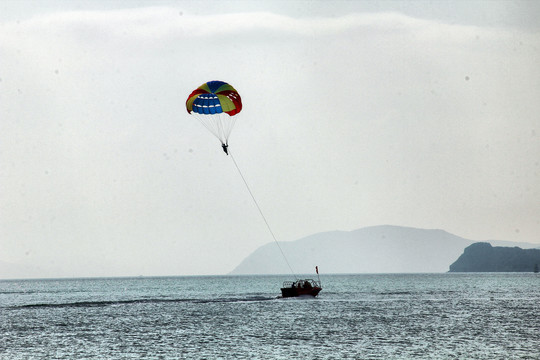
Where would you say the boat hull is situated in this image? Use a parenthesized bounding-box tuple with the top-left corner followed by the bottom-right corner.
(281, 286, 322, 298)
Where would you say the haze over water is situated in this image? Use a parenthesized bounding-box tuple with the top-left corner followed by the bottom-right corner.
(2, 2, 540, 279)
(2, 273, 539, 359)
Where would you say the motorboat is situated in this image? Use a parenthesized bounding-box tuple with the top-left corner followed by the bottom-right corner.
(280, 279, 322, 298)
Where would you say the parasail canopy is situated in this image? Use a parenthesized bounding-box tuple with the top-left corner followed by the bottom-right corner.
(186, 80, 242, 153)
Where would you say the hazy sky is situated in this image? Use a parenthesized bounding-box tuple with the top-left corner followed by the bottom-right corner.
(1, 1, 539, 278)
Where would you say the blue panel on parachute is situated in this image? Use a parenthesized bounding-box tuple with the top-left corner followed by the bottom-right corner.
(206, 80, 227, 93)
(192, 94, 223, 115)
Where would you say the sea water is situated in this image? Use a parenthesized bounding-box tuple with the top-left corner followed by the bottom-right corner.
(1, 273, 539, 359)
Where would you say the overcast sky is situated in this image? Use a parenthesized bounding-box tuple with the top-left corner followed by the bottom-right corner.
(1, 1, 539, 278)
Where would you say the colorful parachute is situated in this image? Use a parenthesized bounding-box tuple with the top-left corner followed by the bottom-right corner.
(186, 80, 242, 154)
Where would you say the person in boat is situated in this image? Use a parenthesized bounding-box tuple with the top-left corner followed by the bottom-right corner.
(304, 281, 312, 289)
(222, 143, 229, 155)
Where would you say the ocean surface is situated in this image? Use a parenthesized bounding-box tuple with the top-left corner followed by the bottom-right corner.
(1, 273, 539, 359)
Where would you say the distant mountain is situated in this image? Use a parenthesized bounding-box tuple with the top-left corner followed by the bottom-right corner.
(229, 225, 539, 274)
(449, 242, 540, 272)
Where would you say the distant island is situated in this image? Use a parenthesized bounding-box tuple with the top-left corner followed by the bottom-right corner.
(449, 242, 540, 272)
(229, 225, 539, 275)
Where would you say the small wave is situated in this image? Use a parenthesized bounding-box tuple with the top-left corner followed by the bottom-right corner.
(9, 296, 276, 310)
(0, 290, 39, 295)
(194, 296, 275, 304)
(0, 289, 87, 295)
(378, 291, 415, 296)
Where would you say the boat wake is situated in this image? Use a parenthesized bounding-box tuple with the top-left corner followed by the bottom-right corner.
(8, 296, 276, 310)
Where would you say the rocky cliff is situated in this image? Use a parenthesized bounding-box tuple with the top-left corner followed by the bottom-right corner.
(449, 242, 540, 272)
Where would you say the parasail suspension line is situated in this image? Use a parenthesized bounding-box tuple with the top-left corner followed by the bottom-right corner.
(229, 150, 297, 280)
